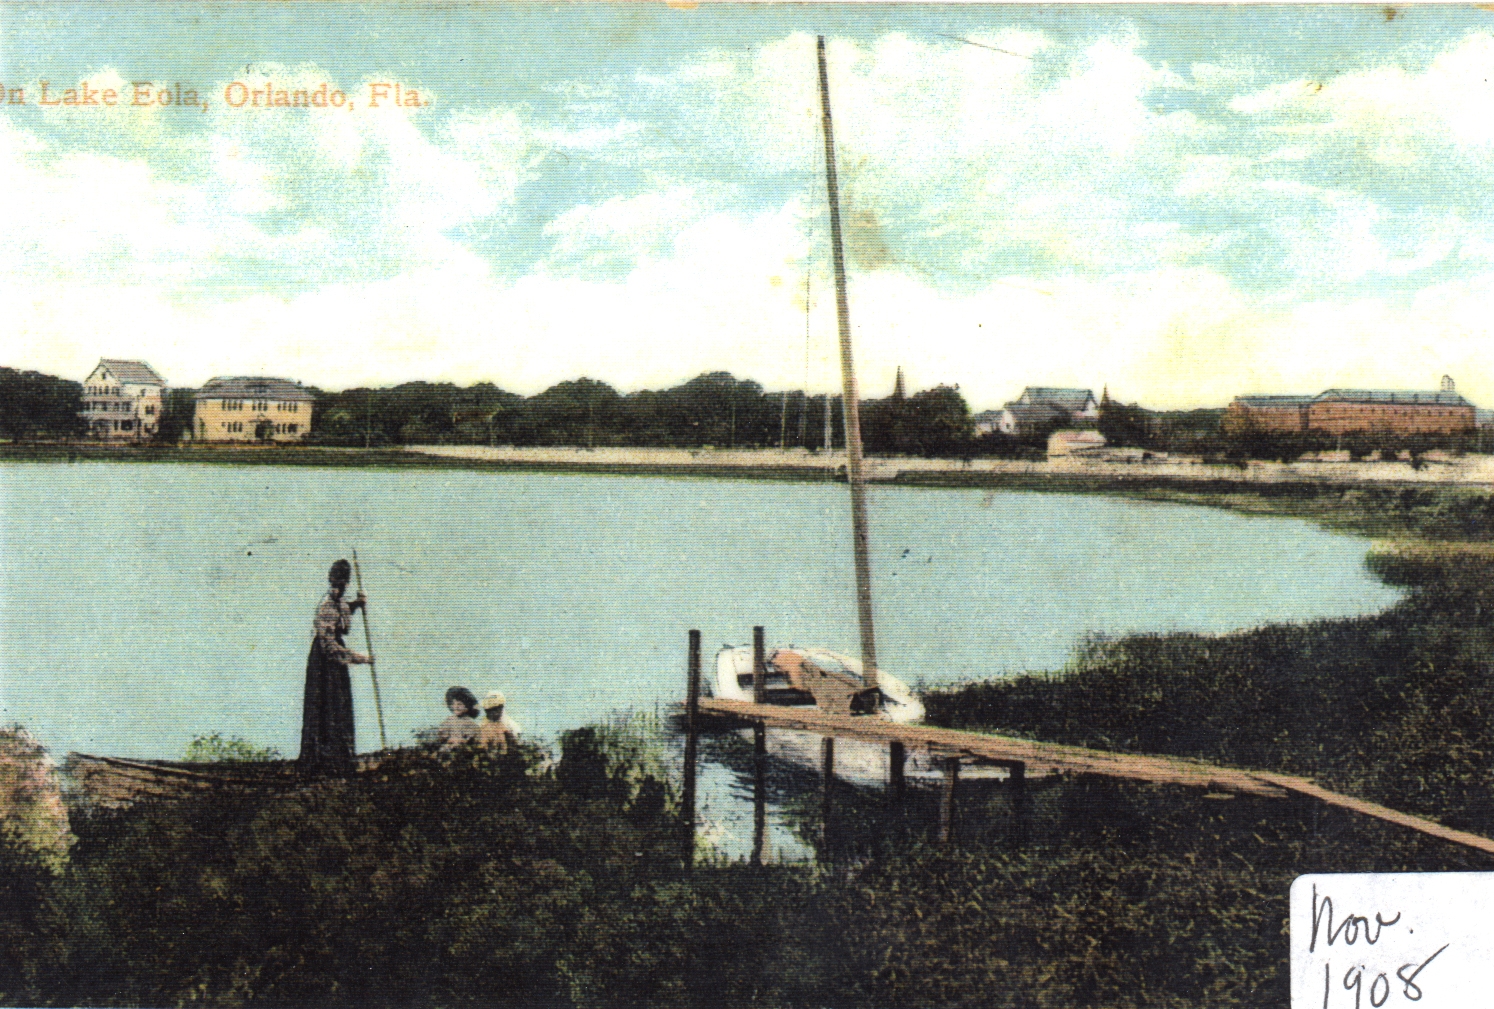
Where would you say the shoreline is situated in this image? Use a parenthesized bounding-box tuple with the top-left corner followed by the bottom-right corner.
(8, 443, 1494, 543)
(408, 442, 1494, 490)
(9, 439, 1494, 488)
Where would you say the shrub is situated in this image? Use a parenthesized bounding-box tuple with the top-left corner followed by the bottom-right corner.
(183, 733, 284, 763)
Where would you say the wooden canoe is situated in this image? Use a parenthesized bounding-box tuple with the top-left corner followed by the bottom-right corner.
(64, 752, 391, 808)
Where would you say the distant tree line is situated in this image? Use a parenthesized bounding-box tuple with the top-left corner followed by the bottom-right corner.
(0, 368, 85, 441)
(307, 372, 987, 458)
(7, 362, 1488, 461)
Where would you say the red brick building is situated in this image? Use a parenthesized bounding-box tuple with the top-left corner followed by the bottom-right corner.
(1225, 379, 1475, 437)
(1223, 395, 1313, 435)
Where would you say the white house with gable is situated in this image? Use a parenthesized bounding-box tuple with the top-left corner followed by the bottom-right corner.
(80, 359, 166, 442)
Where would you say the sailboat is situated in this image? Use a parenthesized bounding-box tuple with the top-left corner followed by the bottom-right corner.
(709, 37, 927, 739)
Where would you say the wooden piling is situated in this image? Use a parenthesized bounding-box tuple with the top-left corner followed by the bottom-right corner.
(752, 626, 767, 704)
(939, 756, 959, 847)
(888, 741, 906, 801)
(821, 736, 835, 849)
(682, 630, 701, 868)
(752, 723, 767, 865)
(751, 626, 768, 865)
(1010, 760, 1030, 847)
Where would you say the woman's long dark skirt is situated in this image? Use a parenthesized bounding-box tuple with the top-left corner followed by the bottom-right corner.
(299, 638, 356, 775)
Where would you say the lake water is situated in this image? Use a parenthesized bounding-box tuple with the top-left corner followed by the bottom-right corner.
(2, 461, 1402, 764)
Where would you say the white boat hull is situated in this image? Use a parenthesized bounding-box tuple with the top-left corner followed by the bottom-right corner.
(710, 645, 926, 724)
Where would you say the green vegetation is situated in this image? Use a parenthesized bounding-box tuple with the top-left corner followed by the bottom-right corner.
(183, 733, 284, 763)
(0, 367, 988, 458)
(2, 720, 1484, 1008)
(0, 728, 72, 872)
(0, 369, 84, 442)
(310, 372, 981, 457)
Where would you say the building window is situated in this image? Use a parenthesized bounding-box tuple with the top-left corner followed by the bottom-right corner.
(145, 405, 155, 416)
(288, 424, 298, 434)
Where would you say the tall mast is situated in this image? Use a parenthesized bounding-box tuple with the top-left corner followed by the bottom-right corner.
(816, 35, 878, 691)
(799, 272, 810, 447)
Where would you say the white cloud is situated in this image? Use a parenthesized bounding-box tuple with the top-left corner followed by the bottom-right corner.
(11, 32, 1494, 414)
(5, 63, 536, 295)
(1230, 32, 1494, 158)
(542, 187, 717, 274)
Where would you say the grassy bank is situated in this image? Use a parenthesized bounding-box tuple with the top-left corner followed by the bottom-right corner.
(3, 723, 1486, 1009)
(926, 545, 1494, 842)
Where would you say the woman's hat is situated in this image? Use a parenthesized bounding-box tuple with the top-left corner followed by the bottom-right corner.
(482, 691, 506, 710)
(445, 686, 479, 711)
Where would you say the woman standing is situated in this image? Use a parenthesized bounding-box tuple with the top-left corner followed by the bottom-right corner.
(299, 559, 371, 774)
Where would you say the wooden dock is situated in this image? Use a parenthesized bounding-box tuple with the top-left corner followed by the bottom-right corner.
(678, 629, 1494, 861)
(695, 697, 1494, 857)
(697, 697, 1289, 797)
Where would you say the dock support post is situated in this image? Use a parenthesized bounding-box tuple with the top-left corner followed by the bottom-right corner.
(752, 626, 767, 704)
(1009, 760, 1029, 847)
(938, 756, 959, 847)
(888, 741, 906, 801)
(821, 736, 835, 850)
(682, 630, 701, 869)
(752, 723, 767, 865)
(751, 625, 768, 866)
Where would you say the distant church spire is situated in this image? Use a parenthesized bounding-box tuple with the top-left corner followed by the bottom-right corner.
(893, 366, 906, 401)
(1101, 385, 1111, 409)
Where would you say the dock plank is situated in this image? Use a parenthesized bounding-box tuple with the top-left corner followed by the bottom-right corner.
(696, 698, 1288, 798)
(1248, 771, 1494, 857)
(695, 700, 1494, 856)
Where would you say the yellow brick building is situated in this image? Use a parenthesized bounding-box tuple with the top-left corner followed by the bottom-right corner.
(193, 377, 315, 443)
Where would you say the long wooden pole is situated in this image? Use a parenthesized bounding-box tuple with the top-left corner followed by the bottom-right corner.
(350, 549, 388, 750)
(682, 630, 701, 868)
(817, 35, 878, 692)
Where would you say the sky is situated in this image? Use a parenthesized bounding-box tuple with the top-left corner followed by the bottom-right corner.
(4, 3, 1494, 411)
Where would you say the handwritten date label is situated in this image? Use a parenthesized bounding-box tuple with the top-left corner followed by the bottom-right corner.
(1291, 873, 1494, 1008)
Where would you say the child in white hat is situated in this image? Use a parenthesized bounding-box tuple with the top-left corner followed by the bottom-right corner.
(477, 690, 520, 753)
